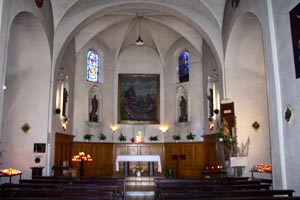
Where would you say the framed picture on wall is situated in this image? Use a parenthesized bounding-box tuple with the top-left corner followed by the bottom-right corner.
(289, 2, 300, 79)
(33, 143, 46, 153)
(118, 74, 160, 124)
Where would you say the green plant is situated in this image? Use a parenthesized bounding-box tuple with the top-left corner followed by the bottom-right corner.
(149, 136, 159, 141)
(173, 134, 181, 140)
(166, 168, 174, 178)
(186, 132, 195, 140)
(99, 133, 106, 140)
(83, 134, 93, 140)
(118, 133, 126, 141)
(217, 131, 224, 139)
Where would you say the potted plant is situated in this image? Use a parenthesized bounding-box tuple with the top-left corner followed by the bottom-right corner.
(118, 133, 126, 142)
(186, 132, 196, 140)
(99, 133, 106, 141)
(173, 134, 181, 142)
(132, 166, 144, 177)
(83, 134, 93, 141)
(149, 135, 159, 142)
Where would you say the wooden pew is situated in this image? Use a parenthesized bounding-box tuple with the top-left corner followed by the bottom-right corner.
(154, 177, 300, 200)
(1, 176, 125, 200)
(159, 189, 296, 199)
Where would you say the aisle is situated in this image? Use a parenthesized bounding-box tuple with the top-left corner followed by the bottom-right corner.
(125, 176, 155, 200)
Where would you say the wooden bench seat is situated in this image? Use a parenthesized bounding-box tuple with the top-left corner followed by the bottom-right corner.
(159, 190, 295, 200)
(1, 176, 125, 200)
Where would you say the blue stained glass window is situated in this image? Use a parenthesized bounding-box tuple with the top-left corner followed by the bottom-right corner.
(178, 51, 190, 83)
(86, 50, 99, 83)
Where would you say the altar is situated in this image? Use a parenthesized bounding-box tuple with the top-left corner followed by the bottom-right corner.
(116, 155, 162, 176)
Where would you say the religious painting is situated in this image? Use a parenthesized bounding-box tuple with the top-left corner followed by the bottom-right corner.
(118, 74, 160, 124)
(290, 3, 300, 78)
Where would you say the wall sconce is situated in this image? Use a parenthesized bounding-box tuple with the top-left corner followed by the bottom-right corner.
(159, 126, 168, 134)
(61, 117, 69, 131)
(111, 125, 118, 133)
(111, 125, 118, 142)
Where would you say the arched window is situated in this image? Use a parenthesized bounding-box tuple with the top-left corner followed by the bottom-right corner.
(178, 51, 190, 83)
(86, 50, 99, 83)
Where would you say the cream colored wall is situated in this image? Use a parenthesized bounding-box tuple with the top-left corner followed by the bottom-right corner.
(225, 12, 271, 178)
(222, 0, 300, 194)
(1, 12, 51, 181)
(271, 0, 300, 193)
(73, 37, 205, 143)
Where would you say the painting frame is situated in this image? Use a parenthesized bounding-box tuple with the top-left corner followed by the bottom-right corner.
(33, 143, 46, 153)
(118, 74, 160, 124)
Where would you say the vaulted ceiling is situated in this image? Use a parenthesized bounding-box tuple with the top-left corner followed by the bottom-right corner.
(51, 0, 227, 69)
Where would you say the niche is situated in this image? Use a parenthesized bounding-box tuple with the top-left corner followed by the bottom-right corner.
(88, 85, 102, 123)
(176, 86, 189, 123)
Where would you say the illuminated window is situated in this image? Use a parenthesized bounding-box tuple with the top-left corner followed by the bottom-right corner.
(178, 51, 190, 83)
(86, 50, 99, 83)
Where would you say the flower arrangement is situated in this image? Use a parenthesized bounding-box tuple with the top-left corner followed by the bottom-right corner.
(173, 134, 181, 141)
(186, 132, 195, 140)
(84, 134, 93, 140)
(118, 133, 126, 141)
(99, 133, 106, 141)
(149, 135, 159, 141)
(132, 166, 144, 174)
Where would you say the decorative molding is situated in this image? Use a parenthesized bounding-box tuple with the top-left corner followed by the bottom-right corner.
(284, 105, 293, 123)
(252, 121, 260, 130)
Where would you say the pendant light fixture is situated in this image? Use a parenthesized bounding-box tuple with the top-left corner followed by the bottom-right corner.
(135, 16, 144, 46)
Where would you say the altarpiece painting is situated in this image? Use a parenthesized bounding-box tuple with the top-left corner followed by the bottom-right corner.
(118, 74, 160, 124)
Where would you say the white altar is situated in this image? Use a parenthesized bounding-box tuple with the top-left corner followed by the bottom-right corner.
(115, 155, 162, 173)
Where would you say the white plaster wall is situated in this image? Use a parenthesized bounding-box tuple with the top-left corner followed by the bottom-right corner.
(225, 12, 271, 178)
(164, 38, 204, 142)
(271, 0, 300, 194)
(202, 41, 222, 134)
(73, 39, 115, 142)
(1, 12, 51, 181)
(115, 45, 164, 142)
(52, 41, 75, 136)
(222, 0, 290, 191)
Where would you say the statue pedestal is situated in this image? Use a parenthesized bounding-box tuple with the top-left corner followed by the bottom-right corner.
(86, 121, 102, 136)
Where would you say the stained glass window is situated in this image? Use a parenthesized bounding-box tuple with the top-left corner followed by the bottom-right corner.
(178, 51, 190, 83)
(86, 50, 99, 83)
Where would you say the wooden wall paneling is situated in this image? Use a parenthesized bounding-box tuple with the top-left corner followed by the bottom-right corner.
(54, 133, 74, 170)
(127, 145, 138, 155)
(113, 144, 127, 175)
(72, 142, 114, 177)
(164, 142, 206, 177)
(140, 144, 151, 155)
(149, 144, 165, 176)
(202, 134, 219, 167)
(113, 143, 165, 176)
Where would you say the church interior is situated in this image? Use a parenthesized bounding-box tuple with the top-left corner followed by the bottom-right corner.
(0, 0, 300, 198)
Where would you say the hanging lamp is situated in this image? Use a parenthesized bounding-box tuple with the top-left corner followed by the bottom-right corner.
(135, 16, 144, 46)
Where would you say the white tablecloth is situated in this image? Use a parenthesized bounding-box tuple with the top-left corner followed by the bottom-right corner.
(115, 155, 162, 172)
